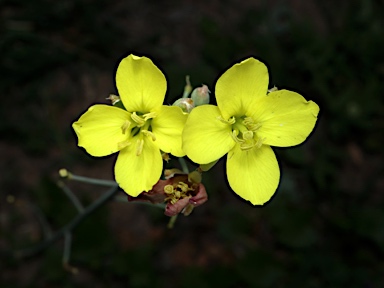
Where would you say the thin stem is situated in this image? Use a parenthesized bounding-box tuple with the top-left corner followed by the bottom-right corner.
(58, 180, 84, 213)
(28, 202, 53, 240)
(68, 174, 117, 187)
(59, 169, 117, 187)
(182, 75, 192, 98)
(13, 184, 119, 260)
(63, 232, 71, 265)
(178, 157, 189, 174)
(167, 215, 178, 229)
(63, 232, 78, 274)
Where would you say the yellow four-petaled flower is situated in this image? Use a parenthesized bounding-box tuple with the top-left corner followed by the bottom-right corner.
(73, 55, 187, 196)
(183, 58, 319, 205)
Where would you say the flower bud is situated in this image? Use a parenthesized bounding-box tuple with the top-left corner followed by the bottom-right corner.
(268, 86, 278, 93)
(191, 84, 210, 106)
(106, 94, 126, 110)
(172, 97, 195, 113)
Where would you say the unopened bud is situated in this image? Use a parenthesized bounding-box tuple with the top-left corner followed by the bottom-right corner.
(106, 94, 120, 105)
(188, 170, 202, 184)
(268, 86, 278, 93)
(172, 98, 195, 113)
(191, 84, 210, 106)
(107, 94, 126, 110)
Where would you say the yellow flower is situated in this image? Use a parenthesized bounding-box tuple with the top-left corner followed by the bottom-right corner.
(73, 55, 187, 196)
(183, 58, 319, 205)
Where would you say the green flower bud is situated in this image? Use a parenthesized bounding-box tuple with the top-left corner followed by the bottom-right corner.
(191, 84, 210, 106)
(172, 98, 195, 113)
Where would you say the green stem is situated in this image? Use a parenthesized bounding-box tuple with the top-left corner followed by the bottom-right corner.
(13, 184, 119, 260)
(68, 174, 117, 187)
(167, 215, 178, 229)
(178, 157, 189, 174)
(58, 180, 84, 213)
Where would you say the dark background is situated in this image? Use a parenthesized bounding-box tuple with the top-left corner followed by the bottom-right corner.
(1, 0, 383, 287)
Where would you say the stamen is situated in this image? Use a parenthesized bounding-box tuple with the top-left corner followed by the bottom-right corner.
(121, 120, 131, 134)
(240, 141, 255, 150)
(141, 130, 156, 141)
(255, 137, 265, 149)
(143, 112, 157, 121)
(231, 130, 244, 144)
(164, 181, 193, 205)
(164, 185, 174, 194)
(136, 139, 144, 156)
(118, 140, 131, 150)
(239, 137, 265, 151)
(217, 116, 236, 125)
(177, 182, 192, 193)
(243, 117, 262, 131)
(131, 112, 145, 127)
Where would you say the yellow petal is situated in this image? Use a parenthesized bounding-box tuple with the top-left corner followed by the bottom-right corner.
(215, 58, 269, 120)
(116, 55, 166, 113)
(151, 105, 188, 157)
(250, 90, 320, 147)
(72, 104, 131, 157)
(227, 144, 280, 205)
(115, 136, 162, 196)
(183, 105, 235, 164)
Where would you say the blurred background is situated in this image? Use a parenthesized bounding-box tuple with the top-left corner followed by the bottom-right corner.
(1, 0, 383, 287)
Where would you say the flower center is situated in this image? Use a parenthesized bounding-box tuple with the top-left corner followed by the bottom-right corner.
(118, 111, 157, 155)
(231, 116, 264, 150)
(164, 181, 194, 205)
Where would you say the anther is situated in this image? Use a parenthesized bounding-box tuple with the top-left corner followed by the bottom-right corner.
(177, 182, 191, 193)
(121, 120, 131, 134)
(217, 116, 236, 125)
(255, 137, 265, 149)
(164, 185, 174, 194)
(141, 130, 156, 141)
(243, 117, 262, 131)
(118, 140, 131, 150)
(136, 139, 144, 156)
(143, 112, 157, 121)
(231, 130, 244, 144)
(131, 112, 145, 127)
